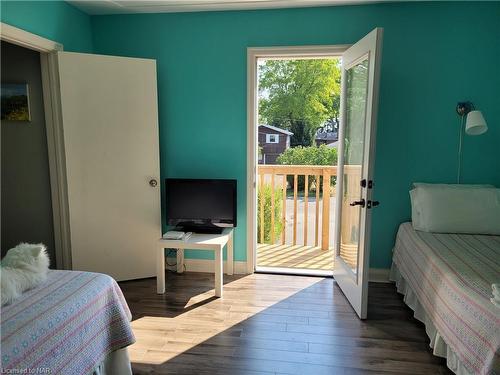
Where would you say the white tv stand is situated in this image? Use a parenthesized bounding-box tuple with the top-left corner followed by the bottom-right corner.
(157, 228, 234, 297)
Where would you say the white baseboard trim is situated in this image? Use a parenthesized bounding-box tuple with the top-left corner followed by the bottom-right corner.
(166, 258, 391, 283)
(166, 257, 248, 275)
(368, 268, 391, 283)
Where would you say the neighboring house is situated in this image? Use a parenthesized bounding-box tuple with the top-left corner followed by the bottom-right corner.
(315, 129, 338, 146)
(315, 120, 339, 146)
(258, 124, 293, 164)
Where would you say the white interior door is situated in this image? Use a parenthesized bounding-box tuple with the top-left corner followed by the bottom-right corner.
(57, 52, 161, 281)
(333, 28, 383, 319)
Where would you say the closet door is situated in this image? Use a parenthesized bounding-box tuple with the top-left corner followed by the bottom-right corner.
(57, 52, 161, 281)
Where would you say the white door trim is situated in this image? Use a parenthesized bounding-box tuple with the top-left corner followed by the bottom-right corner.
(1, 23, 71, 269)
(246, 45, 350, 274)
(0, 23, 63, 52)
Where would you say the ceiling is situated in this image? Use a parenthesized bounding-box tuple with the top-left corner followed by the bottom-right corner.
(69, 0, 399, 15)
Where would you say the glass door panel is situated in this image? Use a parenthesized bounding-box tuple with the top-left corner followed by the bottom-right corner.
(339, 57, 369, 277)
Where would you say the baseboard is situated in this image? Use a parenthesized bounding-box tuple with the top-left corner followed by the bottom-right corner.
(166, 258, 391, 282)
(369, 268, 391, 283)
(165, 257, 248, 275)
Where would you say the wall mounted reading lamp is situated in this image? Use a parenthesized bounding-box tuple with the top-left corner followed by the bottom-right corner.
(456, 101, 488, 183)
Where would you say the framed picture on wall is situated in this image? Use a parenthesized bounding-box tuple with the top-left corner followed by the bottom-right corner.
(1, 83, 31, 121)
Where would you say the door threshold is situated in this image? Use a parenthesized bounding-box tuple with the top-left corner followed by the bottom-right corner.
(256, 266, 333, 277)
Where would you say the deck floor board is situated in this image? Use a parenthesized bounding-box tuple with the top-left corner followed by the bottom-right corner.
(257, 243, 334, 271)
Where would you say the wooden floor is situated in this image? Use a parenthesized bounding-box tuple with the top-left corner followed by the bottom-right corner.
(256, 243, 334, 271)
(119, 272, 451, 375)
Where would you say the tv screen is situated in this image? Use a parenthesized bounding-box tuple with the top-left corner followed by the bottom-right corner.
(165, 179, 237, 232)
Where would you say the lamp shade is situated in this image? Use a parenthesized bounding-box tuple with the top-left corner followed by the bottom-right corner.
(465, 110, 488, 135)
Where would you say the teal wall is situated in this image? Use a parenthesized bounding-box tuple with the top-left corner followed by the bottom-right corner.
(3, 2, 499, 267)
(91, 2, 500, 267)
(0, 1, 93, 52)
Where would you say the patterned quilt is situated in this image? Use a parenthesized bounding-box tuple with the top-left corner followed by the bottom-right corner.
(393, 223, 500, 375)
(1, 270, 135, 374)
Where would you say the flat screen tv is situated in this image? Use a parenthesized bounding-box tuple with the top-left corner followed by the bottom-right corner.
(165, 178, 237, 234)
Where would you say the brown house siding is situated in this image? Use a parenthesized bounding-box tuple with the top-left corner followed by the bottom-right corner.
(258, 126, 289, 164)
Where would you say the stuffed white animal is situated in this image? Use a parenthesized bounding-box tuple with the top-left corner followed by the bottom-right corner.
(1, 243, 50, 306)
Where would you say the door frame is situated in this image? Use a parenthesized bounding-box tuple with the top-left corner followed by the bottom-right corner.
(1, 23, 72, 269)
(246, 45, 350, 274)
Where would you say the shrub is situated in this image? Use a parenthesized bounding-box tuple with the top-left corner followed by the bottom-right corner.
(257, 183, 283, 244)
(276, 145, 337, 191)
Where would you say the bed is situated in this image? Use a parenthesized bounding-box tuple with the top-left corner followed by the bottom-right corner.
(391, 222, 500, 375)
(1, 270, 135, 374)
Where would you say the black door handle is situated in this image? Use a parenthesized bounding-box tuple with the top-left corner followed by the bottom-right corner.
(350, 199, 365, 208)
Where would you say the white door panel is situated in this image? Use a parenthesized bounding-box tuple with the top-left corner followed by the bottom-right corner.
(333, 28, 383, 319)
(57, 52, 161, 281)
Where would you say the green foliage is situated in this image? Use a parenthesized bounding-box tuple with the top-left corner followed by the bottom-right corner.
(277, 145, 337, 190)
(258, 59, 341, 146)
(277, 144, 338, 166)
(257, 183, 283, 244)
(1, 95, 29, 121)
(344, 59, 369, 165)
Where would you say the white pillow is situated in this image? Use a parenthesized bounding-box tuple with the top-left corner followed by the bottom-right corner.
(410, 183, 495, 230)
(410, 184, 500, 235)
(1, 243, 50, 306)
(409, 188, 422, 230)
(413, 183, 494, 189)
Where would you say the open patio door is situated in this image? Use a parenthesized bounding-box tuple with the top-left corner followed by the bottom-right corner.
(333, 28, 383, 319)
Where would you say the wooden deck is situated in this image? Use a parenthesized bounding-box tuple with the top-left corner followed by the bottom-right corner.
(257, 243, 334, 272)
(257, 164, 362, 272)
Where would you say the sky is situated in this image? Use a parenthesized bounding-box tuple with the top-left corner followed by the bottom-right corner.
(1, 83, 28, 98)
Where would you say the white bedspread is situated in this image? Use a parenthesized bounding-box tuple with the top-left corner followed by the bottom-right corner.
(392, 223, 500, 375)
(1, 270, 135, 374)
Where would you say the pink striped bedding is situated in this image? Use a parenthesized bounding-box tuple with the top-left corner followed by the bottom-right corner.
(393, 222, 500, 375)
(1, 270, 135, 374)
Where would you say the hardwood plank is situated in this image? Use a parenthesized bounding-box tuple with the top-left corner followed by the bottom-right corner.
(232, 347, 448, 374)
(308, 342, 442, 364)
(138, 349, 374, 375)
(119, 273, 451, 374)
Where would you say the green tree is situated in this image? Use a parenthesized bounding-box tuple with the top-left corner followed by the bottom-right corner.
(258, 59, 341, 146)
